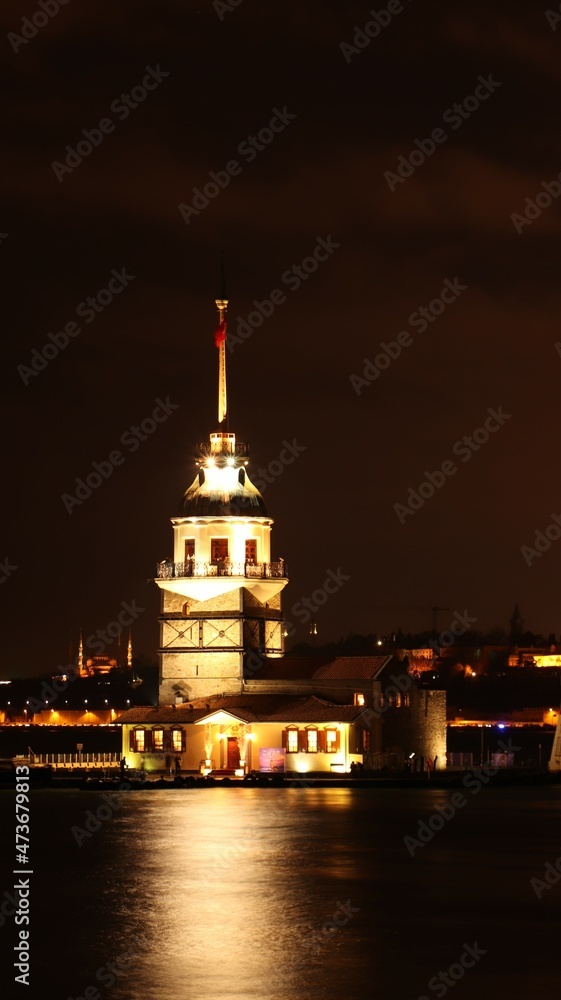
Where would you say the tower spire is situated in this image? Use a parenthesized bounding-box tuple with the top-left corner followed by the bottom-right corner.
(214, 252, 228, 427)
(127, 629, 132, 668)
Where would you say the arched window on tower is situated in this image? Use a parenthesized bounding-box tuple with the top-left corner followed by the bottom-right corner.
(245, 539, 257, 564)
(211, 539, 229, 562)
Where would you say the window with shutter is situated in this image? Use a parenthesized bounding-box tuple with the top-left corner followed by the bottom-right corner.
(317, 730, 327, 753)
(298, 729, 308, 752)
(134, 728, 145, 752)
(325, 728, 338, 753)
(171, 728, 184, 752)
(152, 728, 164, 751)
(306, 728, 318, 753)
(163, 729, 172, 752)
(286, 728, 299, 753)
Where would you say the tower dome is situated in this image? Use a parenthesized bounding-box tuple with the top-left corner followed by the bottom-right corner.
(179, 434, 268, 518)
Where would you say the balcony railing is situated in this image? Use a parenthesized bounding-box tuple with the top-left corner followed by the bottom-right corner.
(195, 441, 249, 457)
(156, 560, 287, 580)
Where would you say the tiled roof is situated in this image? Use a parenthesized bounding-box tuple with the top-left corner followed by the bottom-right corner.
(261, 697, 363, 723)
(114, 705, 210, 725)
(314, 656, 391, 680)
(116, 694, 364, 726)
(254, 655, 392, 681)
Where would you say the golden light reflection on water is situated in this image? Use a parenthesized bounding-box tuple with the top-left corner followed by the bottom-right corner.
(108, 788, 373, 1000)
(24, 786, 561, 1000)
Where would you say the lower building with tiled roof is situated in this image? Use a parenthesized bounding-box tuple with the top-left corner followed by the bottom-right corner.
(117, 655, 446, 776)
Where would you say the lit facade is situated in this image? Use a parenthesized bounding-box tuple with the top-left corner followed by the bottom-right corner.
(508, 652, 561, 668)
(120, 698, 365, 775)
(117, 282, 447, 774)
(119, 656, 447, 773)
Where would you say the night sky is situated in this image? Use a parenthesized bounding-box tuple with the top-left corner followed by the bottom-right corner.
(4, 0, 561, 678)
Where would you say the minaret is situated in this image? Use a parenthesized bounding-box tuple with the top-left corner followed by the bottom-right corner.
(155, 277, 288, 704)
(509, 602, 524, 642)
(77, 629, 85, 677)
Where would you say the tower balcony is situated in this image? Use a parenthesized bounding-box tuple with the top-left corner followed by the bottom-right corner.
(156, 559, 287, 581)
(196, 435, 249, 462)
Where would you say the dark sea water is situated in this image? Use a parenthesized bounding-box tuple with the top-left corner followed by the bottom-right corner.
(1, 784, 560, 1000)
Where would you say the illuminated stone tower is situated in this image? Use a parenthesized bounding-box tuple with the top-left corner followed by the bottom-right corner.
(155, 279, 288, 704)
